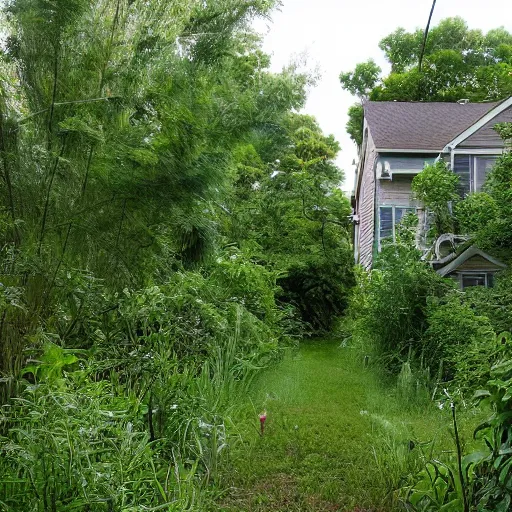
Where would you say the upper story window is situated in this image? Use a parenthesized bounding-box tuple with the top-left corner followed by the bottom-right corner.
(473, 156, 497, 191)
(453, 154, 499, 195)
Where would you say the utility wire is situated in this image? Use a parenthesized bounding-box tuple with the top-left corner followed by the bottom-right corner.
(418, 0, 437, 73)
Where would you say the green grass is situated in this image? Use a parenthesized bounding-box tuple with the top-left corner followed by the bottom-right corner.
(217, 339, 485, 512)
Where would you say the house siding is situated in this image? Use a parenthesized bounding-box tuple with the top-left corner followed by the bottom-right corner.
(353, 97, 512, 271)
(356, 130, 377, 269)
(455, 255, 504, 272)
(377, 177, 415, 206)
(458, 105, 512, 148)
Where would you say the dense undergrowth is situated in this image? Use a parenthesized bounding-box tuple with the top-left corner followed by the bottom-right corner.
(1, 1, 512, 510)
(344, 148, 512, 511)
(0, 0, 354, 510)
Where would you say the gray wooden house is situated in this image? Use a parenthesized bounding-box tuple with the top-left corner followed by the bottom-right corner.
(352, 97, 512, 278)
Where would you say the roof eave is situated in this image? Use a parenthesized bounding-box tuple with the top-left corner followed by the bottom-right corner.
(436, 246, 507, 277)
(375, 148, 444, 153)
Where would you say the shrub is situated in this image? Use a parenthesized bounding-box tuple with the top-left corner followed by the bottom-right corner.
(401, 342, 512, 512)
(473, 152, 512, 258)
(347, 245, 450, 371)
(422, 292, 496, 387)
(462, 270, 512, 334)
(277, 257, 354, 333)
(0, 347, 172, 511)
(454, 192, 498, 235)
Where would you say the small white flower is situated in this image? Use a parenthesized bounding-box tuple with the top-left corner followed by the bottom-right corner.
(198, 419, 212, 430)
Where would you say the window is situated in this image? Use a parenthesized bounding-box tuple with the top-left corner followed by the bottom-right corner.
(379, 206, 416, 247)
(452, 154, 498, 195)
(379, 207, 393, 241)
(473, 156, 497, 192)
(460, 272, 494, 289)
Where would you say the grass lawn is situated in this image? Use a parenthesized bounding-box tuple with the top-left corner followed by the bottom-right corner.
(217, 339, 484, 512)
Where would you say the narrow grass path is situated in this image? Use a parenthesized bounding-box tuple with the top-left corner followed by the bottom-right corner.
(219, 339, 481, 512)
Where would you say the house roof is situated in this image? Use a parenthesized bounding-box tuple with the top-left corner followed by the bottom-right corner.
(436, 245, 507, 277)
(364, 100, 502, 151)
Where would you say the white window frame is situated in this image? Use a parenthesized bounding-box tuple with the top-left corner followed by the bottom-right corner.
(471, 155, 499, 193)
(378, 205, 416, 250)
(451, 150, 502, 193)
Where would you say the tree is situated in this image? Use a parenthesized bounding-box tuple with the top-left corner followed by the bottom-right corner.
(226, 113, 354, 332)
(0, 0, 315, 394)
(374, 18, 512, 101)
(345, 103, 364, 147)
(339, 60, 381, 148)
(411, 161, 459, 238)
(339, 59, 381, 99)
(340, 18, 512, 145)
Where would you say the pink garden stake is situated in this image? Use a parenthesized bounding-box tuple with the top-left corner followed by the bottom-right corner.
(259, 411, 267, 435)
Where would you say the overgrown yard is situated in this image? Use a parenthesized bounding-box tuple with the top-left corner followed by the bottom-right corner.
(219, 340, 483, 512)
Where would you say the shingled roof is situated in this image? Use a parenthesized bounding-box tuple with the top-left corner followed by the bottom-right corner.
(364, 100, 501, 151)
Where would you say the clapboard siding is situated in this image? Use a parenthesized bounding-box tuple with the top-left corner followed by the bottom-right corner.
(357, 131, 377, 270)
(456, 255, 504, 271)
(459, 105, 512, 148)
(378, 177, 415, 205)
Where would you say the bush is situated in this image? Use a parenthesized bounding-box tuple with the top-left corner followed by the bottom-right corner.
(347, 245, 450, 371)
(454, 192, 498, 235)
(277, 257, 354, 333)
(422, 292, 496, 387)
(401, 341, 512, 512)
(0, 347, 171, 511)
(473, 152, 512, 258)
(462, 270, 512, 334)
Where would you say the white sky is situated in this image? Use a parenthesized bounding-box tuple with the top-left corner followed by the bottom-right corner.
(254, 0, 512, 192)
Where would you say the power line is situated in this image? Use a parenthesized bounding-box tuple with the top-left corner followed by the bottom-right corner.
(418, 0, 437, 73)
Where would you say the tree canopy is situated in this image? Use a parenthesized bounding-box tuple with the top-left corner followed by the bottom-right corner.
(341, 17, 512, 146)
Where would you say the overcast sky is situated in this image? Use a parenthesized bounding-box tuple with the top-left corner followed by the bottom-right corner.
(254, 0, 512, 192)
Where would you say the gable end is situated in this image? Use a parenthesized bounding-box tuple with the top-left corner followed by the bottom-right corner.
(458, 104, 512, 149)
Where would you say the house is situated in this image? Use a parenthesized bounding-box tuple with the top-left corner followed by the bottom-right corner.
(421, 234, 507, 288)
(435, 245, 507, 288)
(352, 97, 512, 278)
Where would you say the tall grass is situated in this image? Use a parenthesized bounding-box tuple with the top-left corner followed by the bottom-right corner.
(0, 300, 282, 510)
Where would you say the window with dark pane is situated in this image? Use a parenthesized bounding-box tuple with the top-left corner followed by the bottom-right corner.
(379, 207, 393, 241)
(461, 273, 486, 289)
(453, 155, 471, 196)
(473, 156, 497, 192)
